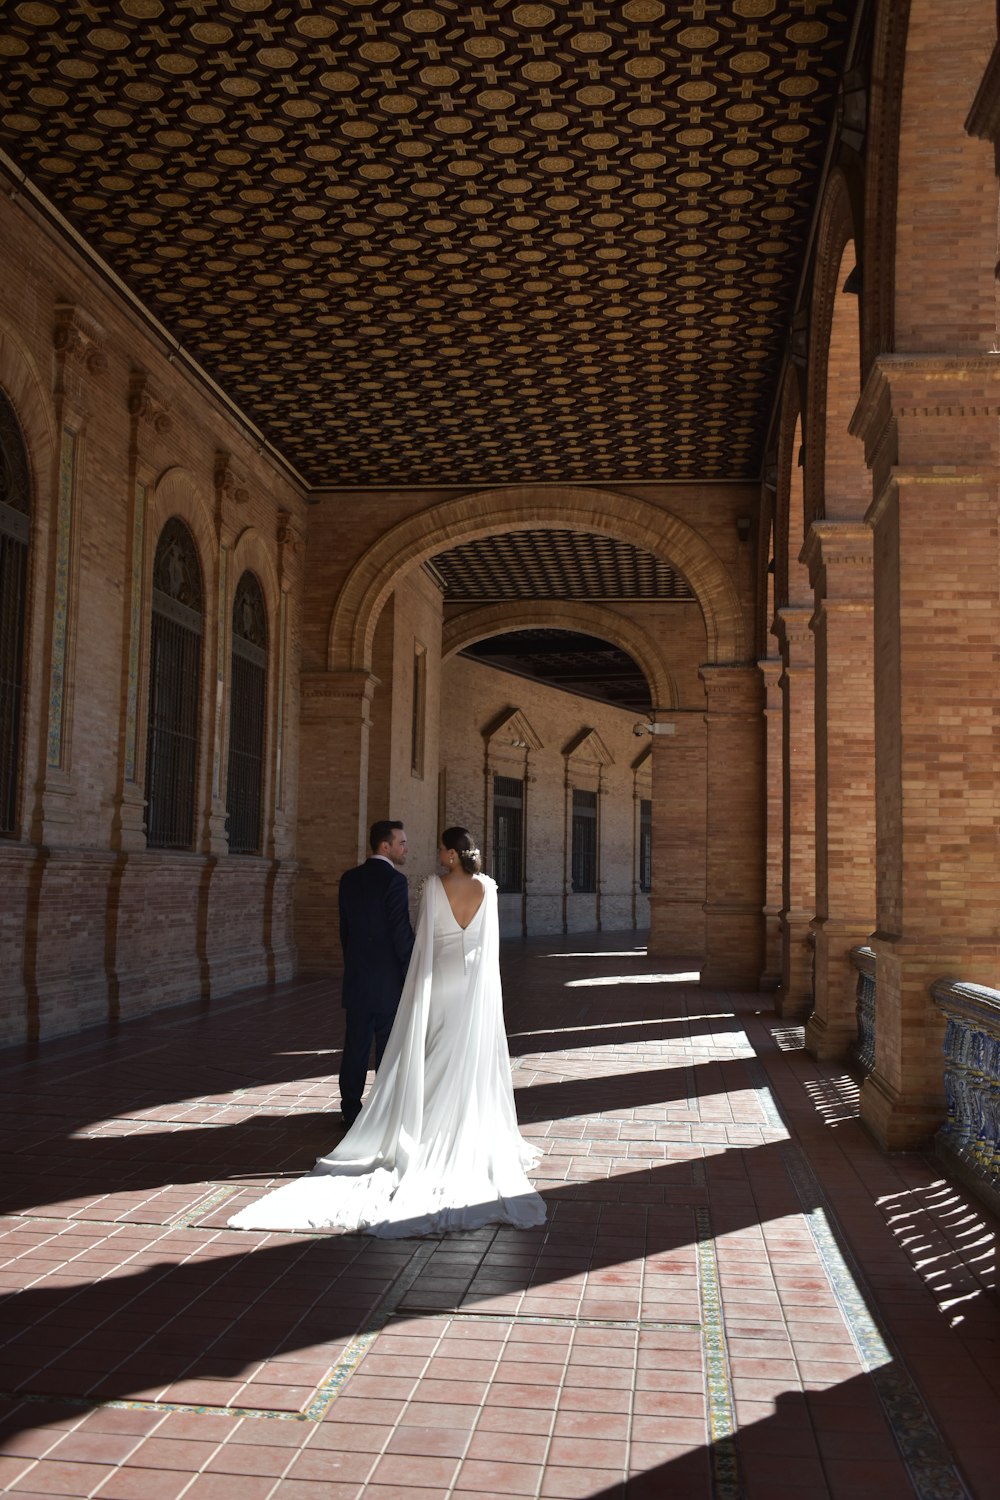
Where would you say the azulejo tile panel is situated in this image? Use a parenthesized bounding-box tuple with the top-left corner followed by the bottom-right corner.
(0, 2, 854, 487)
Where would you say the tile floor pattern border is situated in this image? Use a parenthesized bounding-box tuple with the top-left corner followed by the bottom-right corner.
(744, 1050, 972, 1500)
(694, 1206, 741, 1500)
(782, 1150, 972, 1500)
(2, 944, 997, 1499)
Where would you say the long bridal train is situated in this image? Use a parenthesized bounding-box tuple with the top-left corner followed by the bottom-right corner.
(228, 873, 546, 1238)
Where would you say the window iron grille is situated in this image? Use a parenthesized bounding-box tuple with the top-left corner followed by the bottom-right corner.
(146, 519, 202, 850)
(227, 571, 267, 855)
(639, 797, 652, 892)
(571, 788, 598, 894)
(493, 773, 524, 894)
(0, 389, 30, 837)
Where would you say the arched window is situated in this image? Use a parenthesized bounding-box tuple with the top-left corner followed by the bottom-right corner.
(145, 517, 203, 850)
(0, 389, 30, 837)
(227, 570, 267, 855)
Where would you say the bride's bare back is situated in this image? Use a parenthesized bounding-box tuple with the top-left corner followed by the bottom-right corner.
(439, 870, 485, 931)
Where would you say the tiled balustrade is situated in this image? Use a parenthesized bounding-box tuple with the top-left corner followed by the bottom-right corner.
(932, 978, 1000, 1219)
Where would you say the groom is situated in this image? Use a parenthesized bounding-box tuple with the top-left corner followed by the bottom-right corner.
(337, 819, 415, 1126)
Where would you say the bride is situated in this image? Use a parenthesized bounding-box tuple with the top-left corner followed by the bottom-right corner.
(229, 828, 546, 1238)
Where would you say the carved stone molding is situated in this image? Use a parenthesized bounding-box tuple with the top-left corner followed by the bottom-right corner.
(773, 606, 815, 661)
(53, 303, 106, 401)
(214, 449, 251, 511)
(300, 670, 377, 709)
(127, 369, 172, 438)
(277, 508, 302, 557)
(801, 520, 873, 592)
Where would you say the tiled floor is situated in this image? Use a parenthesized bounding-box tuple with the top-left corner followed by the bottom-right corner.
(1, 935, 998, 1499)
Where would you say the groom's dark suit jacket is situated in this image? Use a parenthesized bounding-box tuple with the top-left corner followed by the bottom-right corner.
(338, 857, 414, 1017)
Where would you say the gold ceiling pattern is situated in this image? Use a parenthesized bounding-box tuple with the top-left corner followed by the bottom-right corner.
(0, 1, 854, 488)
(431, 530, 695, 600)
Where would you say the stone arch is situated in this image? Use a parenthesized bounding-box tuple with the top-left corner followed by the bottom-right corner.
(441, 600, 680, 711)
(328, 486, 746, 673)
(148, 466, 215, 577)
(230, 526, 281, 628)
(139, 468, 217, 845)
(771, 369, 807, 614)
(861, 0, 910, 373)
(0, 322, 57, 500)
(0, 321, 59, 836)
(805, 170, 869, 525)
(228, 528, 282, 853)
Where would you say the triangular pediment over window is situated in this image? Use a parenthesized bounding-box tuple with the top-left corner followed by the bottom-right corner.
(631, 743, 652, 773)
(563, 727, 614, 766)
(483, 706, 543, 751)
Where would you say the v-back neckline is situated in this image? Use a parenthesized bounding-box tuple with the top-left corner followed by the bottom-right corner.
(440, 876, 485, 932)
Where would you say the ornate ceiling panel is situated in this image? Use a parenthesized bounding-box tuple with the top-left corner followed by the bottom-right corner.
(462, 629, 653, 713)
(0, 1, 854, 488)
(432, 530, 695, 600)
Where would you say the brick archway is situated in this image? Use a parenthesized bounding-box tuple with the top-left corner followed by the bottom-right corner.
(327, 486, 746, 673)
(441, 599, 680, 711)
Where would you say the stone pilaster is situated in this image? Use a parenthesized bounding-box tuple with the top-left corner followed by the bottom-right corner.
(699, 666, 765, 989)
(759, 657, 782, 990)
(851, 355, 1000, 1147)
(647, 710, 706, 960)
(803, 520, 877, 1061)
(772, 609, 816, 1018)
(295, 670, 378, 973)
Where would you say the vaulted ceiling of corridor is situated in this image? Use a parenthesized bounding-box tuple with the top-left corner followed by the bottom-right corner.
(0, 1, 855, 490)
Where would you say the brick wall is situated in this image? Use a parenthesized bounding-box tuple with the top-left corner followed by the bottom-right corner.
(0, 183, 306, 1046)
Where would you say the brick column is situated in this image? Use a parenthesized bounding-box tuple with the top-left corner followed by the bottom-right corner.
(647, 710, 706, 960)
(295, 670, 377, 973)
(852, 356, 1000, 1147)
(803, 521, 876, 1061)
(699, 666, 765, 989)
(772, 609, 816, 1018)
(759, 658, 782, 989)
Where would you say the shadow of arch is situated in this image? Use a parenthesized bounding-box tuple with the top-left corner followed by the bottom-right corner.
(327, 486, 747, 673)
(441, 600, 680, 712)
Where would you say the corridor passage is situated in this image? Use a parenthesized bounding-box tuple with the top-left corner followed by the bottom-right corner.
(1, 937, 997, 1500)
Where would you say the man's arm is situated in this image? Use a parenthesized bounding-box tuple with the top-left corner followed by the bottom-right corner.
(385, 873, 415, 976)
(338, 877, 350, 956)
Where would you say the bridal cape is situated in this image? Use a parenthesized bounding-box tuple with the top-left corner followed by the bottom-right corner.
(229, 873, 546, 1238)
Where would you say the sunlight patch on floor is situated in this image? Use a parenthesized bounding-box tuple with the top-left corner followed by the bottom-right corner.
(564, 971, 701, 988)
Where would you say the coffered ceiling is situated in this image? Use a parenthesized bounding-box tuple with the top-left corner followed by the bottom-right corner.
(0, 1, 855, 490)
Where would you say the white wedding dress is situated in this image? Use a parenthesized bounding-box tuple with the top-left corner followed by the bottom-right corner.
(228, 873, 546, 1238)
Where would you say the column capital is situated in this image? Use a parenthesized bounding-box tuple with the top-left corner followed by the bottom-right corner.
(698, 663, 763, 716)
(801, 520, 873, 592)
(300, 669, 379, 721)
(851, 354, 1000, 493)
(772, 606, 814, 664)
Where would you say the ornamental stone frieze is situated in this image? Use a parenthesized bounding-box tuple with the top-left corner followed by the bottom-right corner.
(127, 369, 172, 441)
(52, 302, 106, 382)
(214, 450, 251, 516)
(276, 507, 302, 562)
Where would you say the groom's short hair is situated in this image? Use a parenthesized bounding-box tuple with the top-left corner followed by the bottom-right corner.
(369, 819, 404, 853)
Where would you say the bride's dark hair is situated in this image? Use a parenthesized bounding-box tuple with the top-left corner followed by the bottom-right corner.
(441, 826, 482, 875)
